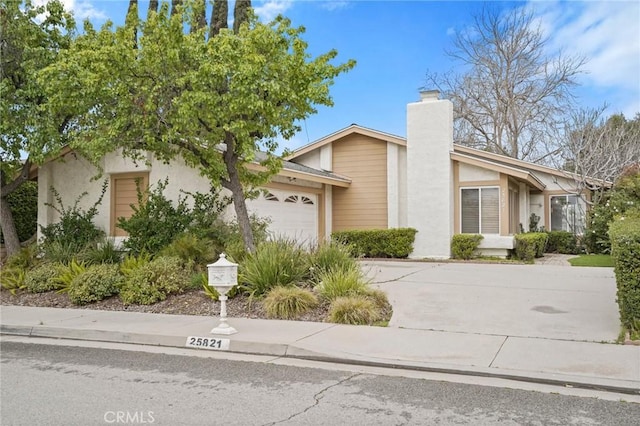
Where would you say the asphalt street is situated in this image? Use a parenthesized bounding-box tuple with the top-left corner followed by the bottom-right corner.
(2, 341, 638, 426)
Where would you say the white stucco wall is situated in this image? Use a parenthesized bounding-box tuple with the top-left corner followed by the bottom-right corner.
(458, 163, 500, 182)
(293, 150, 321, 170)
(398, 146, 408, 227)
(407, 92, 454, 259)
(387, 143, 399, 228)
(530, 194, 545, 229)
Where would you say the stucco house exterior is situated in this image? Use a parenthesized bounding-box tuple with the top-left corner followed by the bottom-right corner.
(36, 91, 591, 258)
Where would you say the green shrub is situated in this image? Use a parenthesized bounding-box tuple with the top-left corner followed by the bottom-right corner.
(160, 233, 215, 270)
(3, 244, 39, 270)
(68, 264, 123, 305)
(545, 231, 579, 254)
(263, 286, 319, 320)
(451, 234, 483, 260)
(309, 240, 356, 282)
(120, 256, 188, 305)
(24, 262, 63, 293)
(514, 233, 548, 261)
(316, 263, 368, 301)
(117, 179, 192, 255)
(207, 215, 271, 262)
(40, 181, 107, 250)
(120, 252, 151, 277)
(82, 238, 122, 264)
(585, 171, 640, 254)
(609, 208, 640, 335)
(0, 181, 38, 243)
(41, 239, 86, 264)
(332, 228, 417, 258)
(327, 295, 380, 325)
(239, 238, 309, 298)
(1, 268, 27, 295)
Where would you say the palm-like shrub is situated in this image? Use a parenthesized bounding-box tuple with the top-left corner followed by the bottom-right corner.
(263, 286, 318, 320)
(239, 239, 310, 298)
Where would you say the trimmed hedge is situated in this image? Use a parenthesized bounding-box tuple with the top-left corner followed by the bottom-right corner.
(451, 234, 483, 260)
(609, 209, 640, 332)
(514, 233, 548, 262)
(332, 228, 417, 258)
(545, 231, 579, 254)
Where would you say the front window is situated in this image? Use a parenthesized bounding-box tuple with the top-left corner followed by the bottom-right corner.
(461, 187, 499, 234)
(550, 195, 585, 234)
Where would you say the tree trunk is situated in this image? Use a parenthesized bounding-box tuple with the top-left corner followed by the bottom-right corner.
(209, 0, 228, 37)
(0, 196, 21, 258)
(222, 133, 255, 253)
(191, 0, 207, 33)
(170, 0, 182, 17)
(1, 160, 33, 258)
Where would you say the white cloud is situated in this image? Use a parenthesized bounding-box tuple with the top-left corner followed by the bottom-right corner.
(529, 0, 640, 115)
(320, 1, 350, 12)
(32, 0, 107, 21)
(254, 0, 294, 22)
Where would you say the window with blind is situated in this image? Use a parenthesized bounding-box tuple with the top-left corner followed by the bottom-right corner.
(461, 187, 500, 234)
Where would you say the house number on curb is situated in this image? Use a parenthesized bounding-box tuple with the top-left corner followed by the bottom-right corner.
(185, 336, 230, 350)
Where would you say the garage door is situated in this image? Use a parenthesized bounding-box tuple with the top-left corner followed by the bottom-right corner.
(248, 188, 318, 244)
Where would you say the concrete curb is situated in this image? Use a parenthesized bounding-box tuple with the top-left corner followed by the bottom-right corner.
(3, 324, 638, 396)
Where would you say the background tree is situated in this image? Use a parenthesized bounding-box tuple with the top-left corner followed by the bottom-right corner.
(0, 0, 76, 257)
(558, 108, 640, 196)
(210, 0, 228, 37)
(41, 2, 354, 253)
(427, 7, 585, 162)
(148, 0, 159, 15)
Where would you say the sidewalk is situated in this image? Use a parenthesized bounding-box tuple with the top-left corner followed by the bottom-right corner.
(1, 305, 638, 396)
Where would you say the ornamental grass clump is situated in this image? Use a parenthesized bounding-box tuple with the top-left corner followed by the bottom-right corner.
(263, 286, 319, 320)
(309, 240, 356, 283)
(327, 295, 380, 325)
(239, 238, 310, 298)
(315, 263, 368, 301)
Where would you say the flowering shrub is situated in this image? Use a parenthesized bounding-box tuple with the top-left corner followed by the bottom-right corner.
(585, 171, 640, 253)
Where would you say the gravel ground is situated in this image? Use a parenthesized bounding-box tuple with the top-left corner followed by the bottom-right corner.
(0, 287, 390, 324)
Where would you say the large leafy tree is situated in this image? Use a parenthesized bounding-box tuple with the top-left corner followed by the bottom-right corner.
(41, 1, 354, 252)
(1, 0, 76, 257)
(427, 7, 585, 162)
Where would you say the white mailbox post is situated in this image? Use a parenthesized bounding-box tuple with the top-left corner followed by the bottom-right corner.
(207, 253, 238, 335)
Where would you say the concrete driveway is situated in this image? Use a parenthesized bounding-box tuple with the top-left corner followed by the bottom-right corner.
(363, 261, 620, 343)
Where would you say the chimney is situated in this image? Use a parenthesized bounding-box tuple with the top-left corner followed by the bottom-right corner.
(419, 90, 440, 102)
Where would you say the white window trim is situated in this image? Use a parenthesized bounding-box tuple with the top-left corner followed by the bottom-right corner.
(549, 194, 585, 234)
(460, 186, 501, 235)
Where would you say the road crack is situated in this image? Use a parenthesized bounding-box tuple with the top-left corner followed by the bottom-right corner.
(262, 373, 361, 426)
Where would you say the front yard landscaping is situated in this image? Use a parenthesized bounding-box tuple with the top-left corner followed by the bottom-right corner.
(568, 254, 615, 267)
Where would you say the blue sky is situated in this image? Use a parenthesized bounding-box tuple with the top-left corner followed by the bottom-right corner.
(46, 0, 640, 152)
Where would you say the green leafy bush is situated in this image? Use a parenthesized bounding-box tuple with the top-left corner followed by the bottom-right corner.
(68, 264, 123, 305)
(609, 208, 640, 336)
(514, 233, 548, 262)
(451, 234, 483, 260)
(545, 231, 579, 254)
(120, 256, 188, 305)
(585, 171, 640, 254)
(239, 238, 310, 298)
(3, 244, 39, 270)
(327, 295, 381, 325)
(0, 181, 37, 243)
(316, 263, 368, 300)
(332, 228, 417, 258)
(263, 286, 319, 320)
(24, 262, 63, 293)
(120, 252, 151, 277)
(117, 179, 192, 255)
(309, 240, 356, 282)
(40, 181, 107, 250)
(208, 215, 271, 262)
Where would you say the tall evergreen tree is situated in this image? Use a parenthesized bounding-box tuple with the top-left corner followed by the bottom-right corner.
(210, 0, 228, 37)
(170, 0, 182, 16)
(191, 0, 207, 33)
(126, 0, 138, 48)
(148, 0, 159, 15)
(233, 0, 251, 33)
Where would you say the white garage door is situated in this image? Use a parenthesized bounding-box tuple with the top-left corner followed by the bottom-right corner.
(248, 188, 318, 244)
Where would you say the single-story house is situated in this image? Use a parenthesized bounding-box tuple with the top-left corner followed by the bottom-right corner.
(35, 91, 593, 258)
